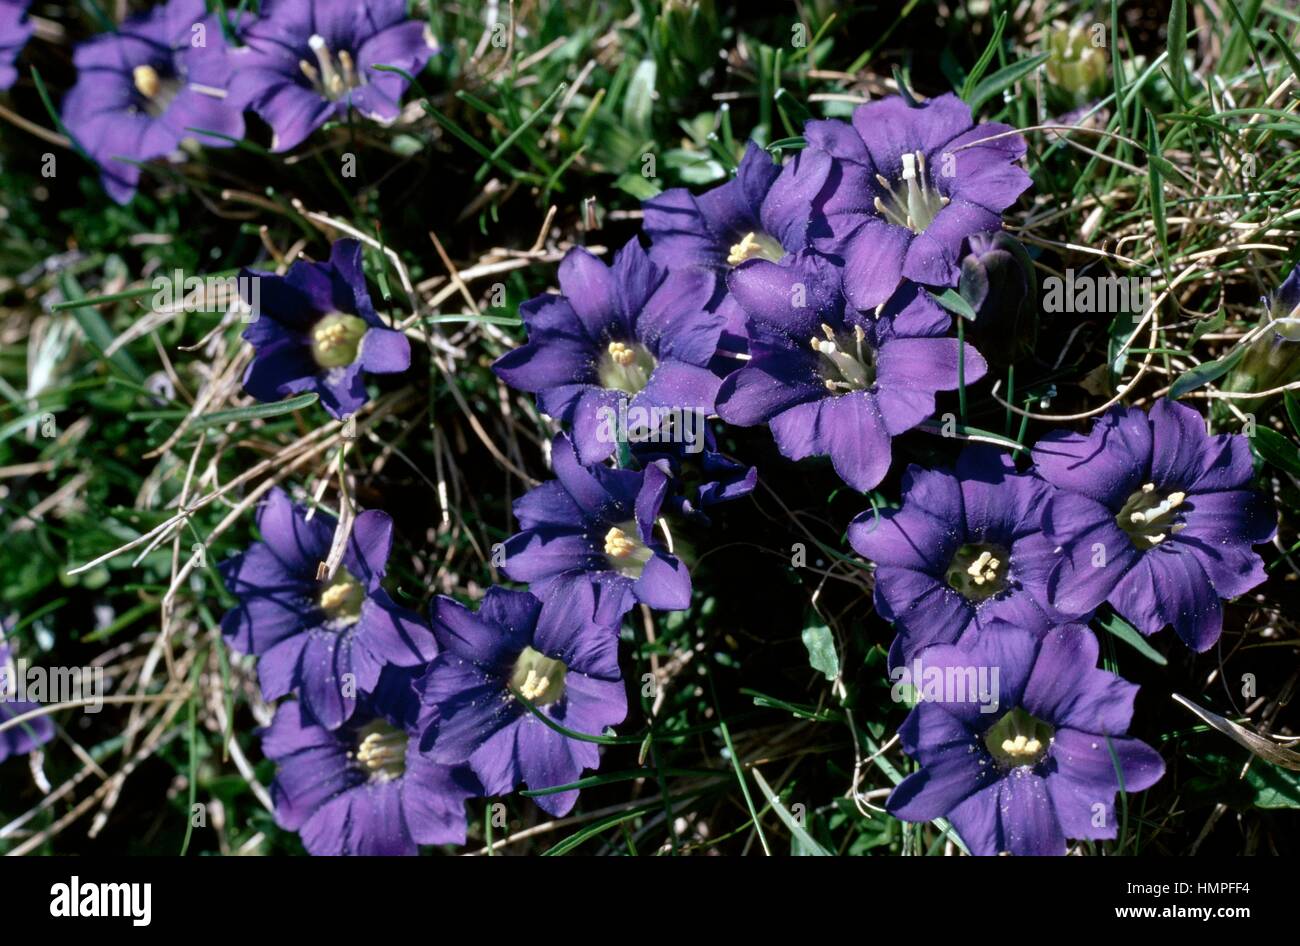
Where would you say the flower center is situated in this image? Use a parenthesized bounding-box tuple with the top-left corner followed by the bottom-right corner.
(603, 522, 654, 577)
(510, 646, 567, 706)
(1117, 482, 1187, 550)
(132, 64, 182, 118)
(946, 543, 1010, 601)
(873, 151, 950, 234)
(811, 322, 875, 394)
(984, 707, 1054, 769)
(598, 340, 656, 394)
(300, 34, 363, 101)
(354, 720, 407, 781)
(319, 568, 364, 624)
(311, 313, 368, 369)
(726, 231, 786, 266)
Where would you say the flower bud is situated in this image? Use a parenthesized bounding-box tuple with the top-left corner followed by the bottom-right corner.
(958, 232, 1037, 368)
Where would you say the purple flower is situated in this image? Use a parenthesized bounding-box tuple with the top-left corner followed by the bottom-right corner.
(240, 239, 410, 420)
(631, 424, 758, 522)
(1032, 399, 1275, 651)
(642, 141, 832, 343)
(714, 250, 987, 492)
(849, 446, 1064, 667)
(805, 93, 1032, 310)
(263, 666, 479, 855)
(417, 582, 627, 817)
(502, 435, 691, 618)
(226, 0, 438, 153)
(493, 240, 722, 466)
(0, 1, 33, 90)
(887, 624, 1165, 856)
(60, 0, 245, 204)
(219, 487, 436, 730)
(0, 634, 55, 763)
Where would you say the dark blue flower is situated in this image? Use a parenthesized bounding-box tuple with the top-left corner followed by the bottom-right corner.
(494, 240, 722, 466)
(1032, 399, 1275, 651)
(219, 487, 436, 729)
(263, 665, 479, 855)
(418, 582, 626, 817)
(887, 624, 1165, 856)
(60, 0, 245, 204)
(240, 238, 410, 420)
(715, 250, 987, 492)
(642, 141, 832, 346)
(502, 434, 691, 619)
(849, 446, 1064, 667)
(225, 0, 438, 153)
(805, 93, 1032, 310)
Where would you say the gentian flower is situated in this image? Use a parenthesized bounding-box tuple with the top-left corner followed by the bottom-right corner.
(60, 0, 245, 204)
(631, 424, 758, 522)
(848, 446, 1064, 667)
(263, 666, 479, 855)
(642, 141, 831, 342)
(714, 250, 987, 492)
(0, 634, 55, 763)
(418, 582, 627, 817)
(226, 0, 438, 153)
(887, 623, 1165, 856)
(958, 232, 1037, 368)
(804, 93, 1032, 310)
(219, 486, 436, 729)
(240, 238, 410, 420)
(1032, 399, 1275, 651)
(0, 1, 33, 90)
(493, 240, 721, 465)
(501, 434, 691, 618)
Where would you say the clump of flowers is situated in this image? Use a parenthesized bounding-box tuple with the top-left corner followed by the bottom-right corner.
(263, 667, 479, 855)
(715, 250, 986, 492)
(219, 487, 435, 729)
(803, 93, 1032, 311)
(493, 240, 723, 465)
(418, 583, 627, 816)
(1032, 399, 1274, 651)
(239, 238, 411, 420)
(60, 0, 246, 204)
(887, 624, 1165, 856)
(849, 446, 1062, 666)
(225, 0, 439, 153)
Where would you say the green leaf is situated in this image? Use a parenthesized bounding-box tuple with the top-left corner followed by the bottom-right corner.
(1246, 762, 1300, 809)
(623, 58, 657, 142)
(1167, 0, 1188, 96)
(1251, 426, 1300, 479)
(801, 622, 840, 682)
(1096, 611, 1168, 666)
(960, 11, 1007, 102)
(750, 768, 832, 856)
(1189, 310, 1226, 344)
(929, 287, 979, 321)
(1146, 109, 1167, 252)
(1167, 345, 1245, 398)
(967, 53, 1049, 114)
(193, 393, 320, 428)
(1285, 390, 1300, 438)
(614, 172, 661, 200)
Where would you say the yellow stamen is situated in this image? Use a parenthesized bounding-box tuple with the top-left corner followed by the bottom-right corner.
(133, 64, 161, 99)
